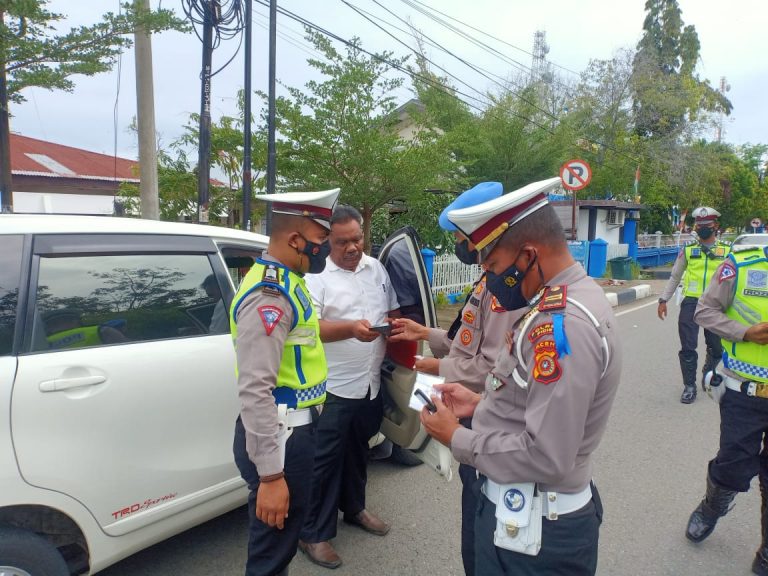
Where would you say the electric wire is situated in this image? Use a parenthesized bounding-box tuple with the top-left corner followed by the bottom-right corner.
(181, 0, 246, 77)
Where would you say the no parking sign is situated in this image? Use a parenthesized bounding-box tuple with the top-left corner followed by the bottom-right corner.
(560, 159, 592, 191)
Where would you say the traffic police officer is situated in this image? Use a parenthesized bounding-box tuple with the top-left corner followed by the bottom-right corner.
(231, 188, 340, 576)
(686, 243, 768, 576)
(658, 206, 730, 403)
(420, 178, 622, 575)
(391, 181, 519, 576)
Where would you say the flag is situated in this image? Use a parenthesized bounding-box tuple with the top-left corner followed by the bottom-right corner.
(633, 165, 640, 197)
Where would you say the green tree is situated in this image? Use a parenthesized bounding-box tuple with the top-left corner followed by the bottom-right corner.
(632, 0, 731, 140)
(272, 29, 458, 250)
(0, 1, 187, 210)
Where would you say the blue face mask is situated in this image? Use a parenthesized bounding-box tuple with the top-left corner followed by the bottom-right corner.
(485, 250, 539, 311)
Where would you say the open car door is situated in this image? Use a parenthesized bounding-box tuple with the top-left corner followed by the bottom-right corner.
(378, 226, 453, 480)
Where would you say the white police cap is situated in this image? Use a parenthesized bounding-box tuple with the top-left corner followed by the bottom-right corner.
(447, 177, 561, 252)
(254, 188, 341, 230)
(692, 206, 720, 223)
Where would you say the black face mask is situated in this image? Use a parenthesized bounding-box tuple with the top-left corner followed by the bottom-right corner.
(485, 250, 539, 311)
(299, 235, 331, 274)
(455, 239, 479, 265)
(697, 227, 715, 240)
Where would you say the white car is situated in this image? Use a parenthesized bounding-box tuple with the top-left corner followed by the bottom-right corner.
(0, 215, 448, 575)
(731, 233, 768, 248)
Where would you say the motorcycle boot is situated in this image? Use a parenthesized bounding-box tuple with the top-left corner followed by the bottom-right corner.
(686, 474, 737, 543)
(679, 351, 698, 404)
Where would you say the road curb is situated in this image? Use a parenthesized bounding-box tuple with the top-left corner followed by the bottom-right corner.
(605, 284, 651, 307)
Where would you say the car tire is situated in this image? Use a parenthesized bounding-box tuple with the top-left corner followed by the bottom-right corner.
(0, 526, 69, 576)
(389, 444, 424, 467)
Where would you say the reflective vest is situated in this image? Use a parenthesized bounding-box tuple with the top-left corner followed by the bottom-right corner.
(722, 248, 768, 383)
(47, 325, 102, 350)
(230, 259, 327, 409)
(682, 241, 729, 298)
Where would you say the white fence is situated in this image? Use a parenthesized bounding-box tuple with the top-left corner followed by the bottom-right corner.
(638, 233, 695, 248)
(431, 253, 482, 296)
(606, 243, 629, 260)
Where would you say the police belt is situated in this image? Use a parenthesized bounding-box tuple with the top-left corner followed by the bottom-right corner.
(282, 407, 313, 427)
(723, 375, 768, 399)
(482, 478, 592, 520)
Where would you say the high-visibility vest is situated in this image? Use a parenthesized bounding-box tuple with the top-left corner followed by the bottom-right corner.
(722, 247, 768, 383)
(682, 241, 730, 298)
(47, 325, 102, 350)
(230, 259, 327, 408)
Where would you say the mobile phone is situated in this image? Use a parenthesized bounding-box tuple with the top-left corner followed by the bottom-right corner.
(370, 323, 392, 336)
(414, 389, 437, 413)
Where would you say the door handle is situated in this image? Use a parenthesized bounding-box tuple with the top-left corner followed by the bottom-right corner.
(39, 375, 107, 392)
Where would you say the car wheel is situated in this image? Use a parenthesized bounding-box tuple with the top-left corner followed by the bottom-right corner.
(0, 526, 69, 576)
(389, 444, 424, 467)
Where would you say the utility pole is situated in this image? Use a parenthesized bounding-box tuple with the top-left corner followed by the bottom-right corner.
(133, 0, 160, 220)
(197, 0, 214, 224)
(0, 10, 13, 212)
(265, 0, 277, 235)
(242, 0, 252, 231)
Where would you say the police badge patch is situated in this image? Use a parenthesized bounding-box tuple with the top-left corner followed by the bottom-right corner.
(258, 305, 284, 336)
(718, 262, 736, 283)
(747, 270, 768, 289)
(533, 340, 561, 384)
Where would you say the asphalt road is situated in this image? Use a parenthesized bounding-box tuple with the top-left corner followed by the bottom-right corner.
(100, 297, 761, 576)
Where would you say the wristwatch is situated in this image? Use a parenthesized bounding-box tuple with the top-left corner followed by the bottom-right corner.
(658, 298, 667, 304)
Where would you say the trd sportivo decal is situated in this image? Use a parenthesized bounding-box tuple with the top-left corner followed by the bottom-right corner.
(112, 492, 178, 519)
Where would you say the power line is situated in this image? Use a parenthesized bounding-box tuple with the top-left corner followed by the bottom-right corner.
(404, 0, 582, 78)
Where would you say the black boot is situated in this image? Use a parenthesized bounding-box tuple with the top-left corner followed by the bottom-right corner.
(752, 478, 768, 575)
(686, 474, 737, 542)
(679, 352, 698, 404)
(701, 351, 718, 392)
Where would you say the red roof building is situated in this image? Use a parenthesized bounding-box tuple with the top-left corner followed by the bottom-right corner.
(9, 134, 139, 215)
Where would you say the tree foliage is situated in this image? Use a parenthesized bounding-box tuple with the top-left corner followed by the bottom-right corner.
(271, 29, 459, 250)
(0, 1, 187, 103)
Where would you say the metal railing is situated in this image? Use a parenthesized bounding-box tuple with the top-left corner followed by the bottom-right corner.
(637, 233, 695, 249)
(431, 253, 482, 296)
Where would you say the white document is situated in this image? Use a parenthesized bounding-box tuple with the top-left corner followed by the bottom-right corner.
(409, 372, 445, 411)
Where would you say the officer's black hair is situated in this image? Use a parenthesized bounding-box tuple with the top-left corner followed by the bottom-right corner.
(499, 204, 566, 249)
(331, 204, 363, 226)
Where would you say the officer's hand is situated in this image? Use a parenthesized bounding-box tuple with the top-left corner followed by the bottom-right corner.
(420, 394, 461, 447)
(745, 322, 768, 345)
(256, 477, 290, 529)
(433, 382, 481, 419)
(415, 356, 439, 374)
(389, 318, 429, 342)
(351, 319, 379, 342)
(657, 302, 667, 320)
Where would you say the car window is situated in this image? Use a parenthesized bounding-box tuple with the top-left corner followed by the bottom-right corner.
(219, 247, 262, 289)
(31, 253, 228, 352)
(0, 235, 24, 356)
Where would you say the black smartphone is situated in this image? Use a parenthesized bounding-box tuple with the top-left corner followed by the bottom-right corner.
(414, 389, 437, 413)
(370, 323, 392, 336)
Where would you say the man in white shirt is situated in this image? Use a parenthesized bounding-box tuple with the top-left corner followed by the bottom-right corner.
(298, 205, 399, 569)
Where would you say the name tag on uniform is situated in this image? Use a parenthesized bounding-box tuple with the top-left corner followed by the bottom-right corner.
(294, 285, 312, 319)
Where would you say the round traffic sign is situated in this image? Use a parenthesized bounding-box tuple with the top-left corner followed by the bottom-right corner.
(560, 159, 592, 191)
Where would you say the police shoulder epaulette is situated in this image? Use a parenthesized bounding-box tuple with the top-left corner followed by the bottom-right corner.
(538, 285, 567, 312)
(260, 264, 282, 296)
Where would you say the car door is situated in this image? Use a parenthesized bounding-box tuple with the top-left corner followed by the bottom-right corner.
(10, 233, 256, 536)
(378, 226, 453, 480)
